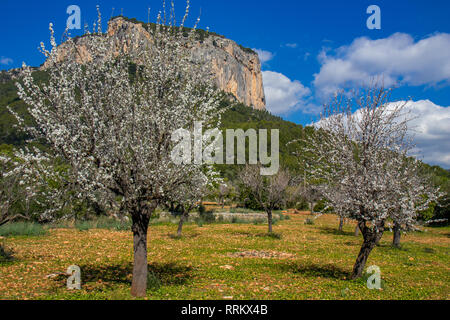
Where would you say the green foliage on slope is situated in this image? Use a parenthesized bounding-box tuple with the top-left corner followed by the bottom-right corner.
(0, 70, 48, 145)
(0, 70, 448, 222)
(218, 101, 311, 181)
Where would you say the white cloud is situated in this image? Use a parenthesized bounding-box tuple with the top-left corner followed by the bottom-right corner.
(0, 56, 13, 65)
(314, 33, 450, 98)
(285, 43, 298, 49)
(315, 100, 450, 168)
(262, 71, 319, 115)
(401, 100, 450, 168)
(253, 49, 274, 64)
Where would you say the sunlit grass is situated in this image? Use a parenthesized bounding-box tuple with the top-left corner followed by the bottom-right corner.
(0, 214, 448, 300)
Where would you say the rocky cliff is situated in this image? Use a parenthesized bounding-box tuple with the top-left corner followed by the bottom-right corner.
(42, 17, 266, 110)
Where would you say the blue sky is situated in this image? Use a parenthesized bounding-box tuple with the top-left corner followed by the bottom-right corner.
(1, 0, 449, 167)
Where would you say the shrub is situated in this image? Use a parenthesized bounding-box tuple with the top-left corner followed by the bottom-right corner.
(304, 218, 315, 225)
(95, 217, 131, 231)
(296, 200, 310, 211)
(198, 204, 206, 215)
(75, 220, 94, 231)
(196, 219, 204, 227)
(74, 217, 131, 231)
(253, 219, 265, 225)
(199, 210, 216, 223)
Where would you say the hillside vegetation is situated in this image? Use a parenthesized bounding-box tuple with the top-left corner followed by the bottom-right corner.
(0, 70, 448, 222)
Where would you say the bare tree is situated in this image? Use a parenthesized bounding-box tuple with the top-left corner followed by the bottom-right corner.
(300, 84, 440, 279)
(13, 4, 223, 297)
(239, 165, 291, 233)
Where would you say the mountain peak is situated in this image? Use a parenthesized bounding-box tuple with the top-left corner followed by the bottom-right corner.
(42, 16, 266, 110)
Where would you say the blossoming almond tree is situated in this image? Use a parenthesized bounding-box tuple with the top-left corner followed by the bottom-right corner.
(168, 171, 213, 237)
(388, 167, 439, 248)
(301, 84, 440, 279)
(13, 3, 223, 297)
(0, 146, 66, 226)
(239, 164, 291, 233)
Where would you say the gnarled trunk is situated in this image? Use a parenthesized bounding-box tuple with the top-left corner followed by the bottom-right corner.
(177, 211, 189, 237)
(351, 221, 385, 279)
(130, 202, 153, 297)
(393, 223, 401, 248)
(267, 210, 273, 233)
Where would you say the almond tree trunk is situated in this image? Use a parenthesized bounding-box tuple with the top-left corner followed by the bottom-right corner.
(354, 224, 360, 236)
(393, 222, 401, 248)
(351, 221, 384, 279)
(267, 210, 273, 233)
(177, 211, 189, 237)
(339, 216, 344, 232)
(130, 203, 153, 297)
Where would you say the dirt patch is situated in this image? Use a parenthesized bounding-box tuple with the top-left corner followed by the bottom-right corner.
(229, 250, 295, 259)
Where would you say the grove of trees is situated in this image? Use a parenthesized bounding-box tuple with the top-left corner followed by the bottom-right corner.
(300, 85, 440, 278)
(0, 2, 448, 297)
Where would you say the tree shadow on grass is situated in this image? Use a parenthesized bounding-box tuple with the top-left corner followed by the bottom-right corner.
(231, 231, 282, 239)
(376, 243, 409, 251)
(148, 262, 194, 286)
(167, 232, 200, 240)
(232, 231, 258, 237)
(318, 226, 355, 237)
(277, 262, 350, 280)
(52, 262, 194, 289)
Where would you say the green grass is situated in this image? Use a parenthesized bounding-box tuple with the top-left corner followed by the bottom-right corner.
(0, 222, 47, 237)
(0, 214, 448, 300)
(74, 217, 131, 231)
(46, 217, 132, 232)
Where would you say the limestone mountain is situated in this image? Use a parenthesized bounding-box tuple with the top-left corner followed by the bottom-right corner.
(41, 16, 266, 110)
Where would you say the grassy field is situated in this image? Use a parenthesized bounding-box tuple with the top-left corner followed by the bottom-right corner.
(0, 214, 449, 300)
